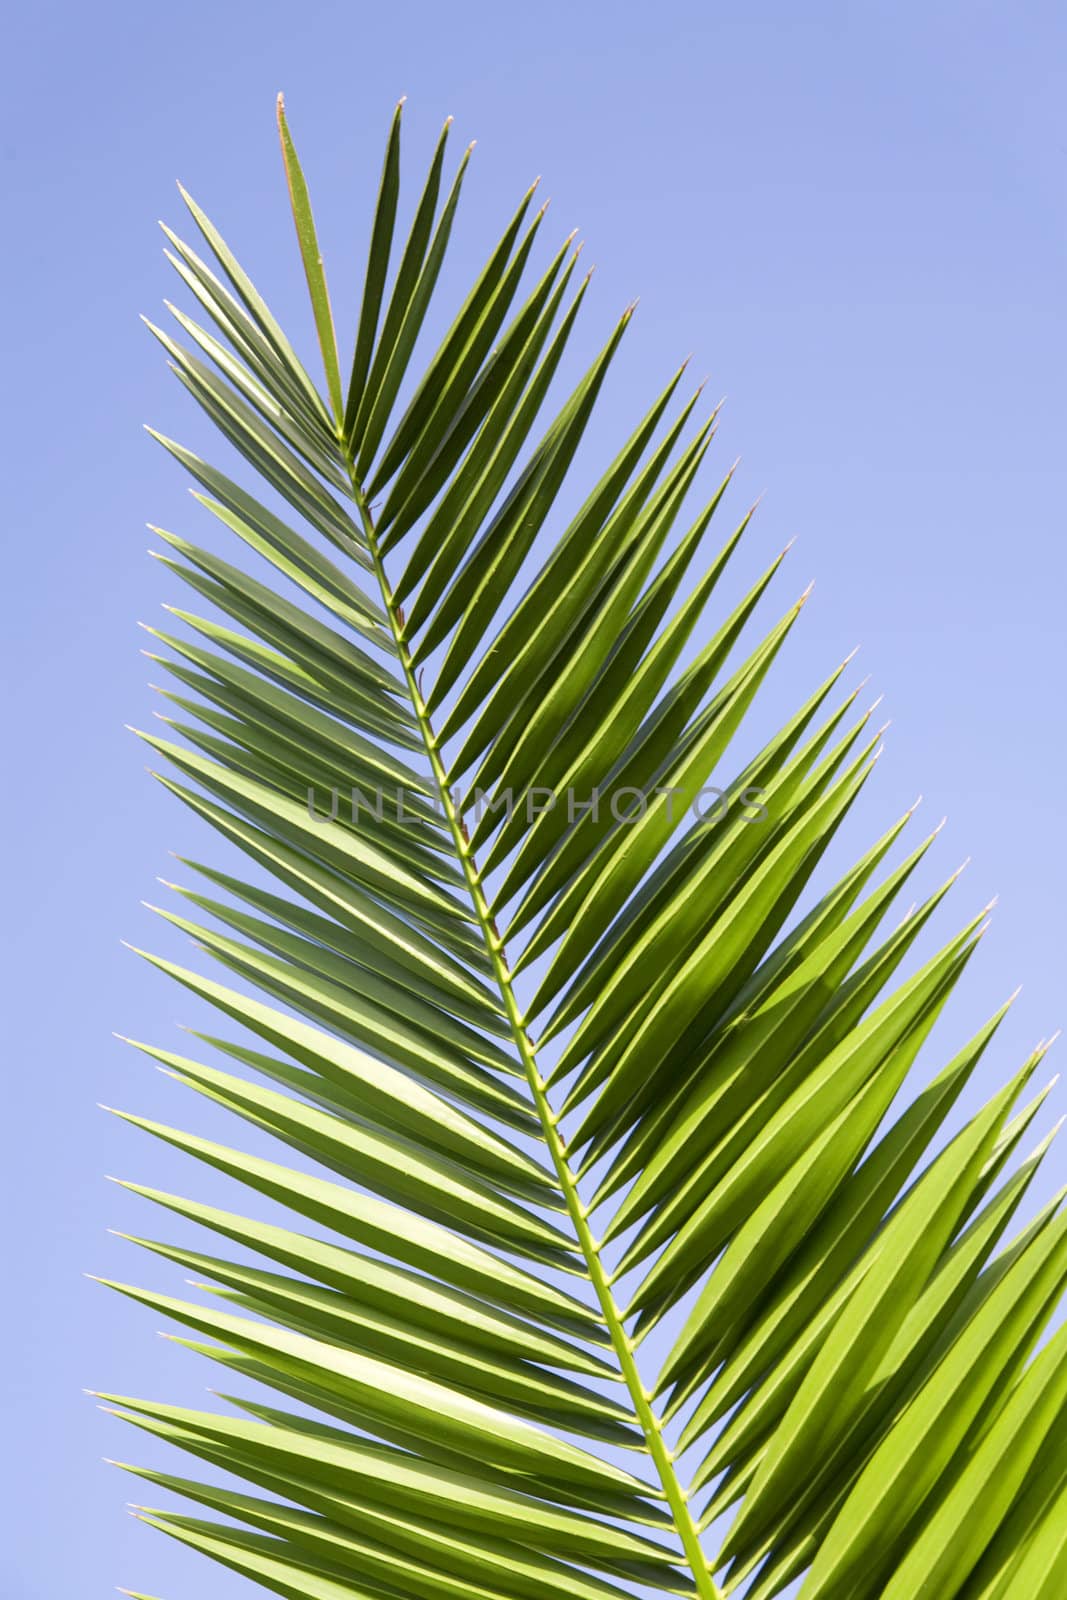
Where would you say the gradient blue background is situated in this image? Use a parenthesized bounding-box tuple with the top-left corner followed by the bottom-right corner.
(5, 3, 1066, 1596)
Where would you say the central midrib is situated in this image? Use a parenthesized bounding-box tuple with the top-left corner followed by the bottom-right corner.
(344, 465, 723, 1600)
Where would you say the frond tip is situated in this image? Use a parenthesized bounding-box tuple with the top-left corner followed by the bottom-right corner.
(100, 97, 1063, 1600)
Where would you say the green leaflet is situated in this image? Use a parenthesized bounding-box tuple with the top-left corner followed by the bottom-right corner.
(121, 1462, 682, 1600)
(959, 1413, 1067, 1598)
(679, 1003, 1031, 1464)
(160, 304, 348, 484)
(160, 220, 332, 443)
(106, 1113, 600, 1335)
(380, 228, 579, 547)
(142, 637, 426, 794)
(112, 1180, 613, 1371)
(98, 1280, 646, 1502)
(459, 417, 724, 816)
(154, 536, 378, 671)
(717, 1056, 1041, 1567)
(151, 708, 455, 881)
(128, 943, 535, 1132)
(145, 896, 516, 1074)
(367, 180, 542, 494)
(537, 654, 856, 1049)
(599, 812, 935, 1251)
(164, 863, 507, 1029)
(696, 1120, 1058, 1543)
(512, 584, 808, 983)
(148, 438, 382, 628)
(117, 957, 542, 1188)
(476, 465, 744, 881)
(135, 728, 475, 923)
(137, 1046, 572, 1263)
(126, 1237, 635, 1438)
(160, 792, 495, 997)
(878, 1320, 1067, 1598)
(151, 521, 392, 659)
(419, 305, 635, 700)
(345, 100, 404, 437)
(101, 1399, 679, 1566)
(175, 181, 331, 433)
(566, 725, 883, 1163)
(790, 1188, 1067, 1600)
(276, 96, 344, 422)
(143, 611, 413, 746)
(351, 145, 474, 475)
(129, 1484, 645, 1600)
(442, 366, 700, 765)
(654, 915, 986, 1375)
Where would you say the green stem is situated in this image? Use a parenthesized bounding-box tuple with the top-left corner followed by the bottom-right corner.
(348, 479, 722, 1600)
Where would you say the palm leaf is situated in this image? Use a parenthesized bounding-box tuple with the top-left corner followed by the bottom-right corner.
(100, 98, 1065, 1600)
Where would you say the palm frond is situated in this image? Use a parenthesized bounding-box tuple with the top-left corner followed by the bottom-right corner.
(100, 97, 1066, 1600)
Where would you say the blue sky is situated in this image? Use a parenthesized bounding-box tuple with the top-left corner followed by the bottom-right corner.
(5, 3, 1066, 1597)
